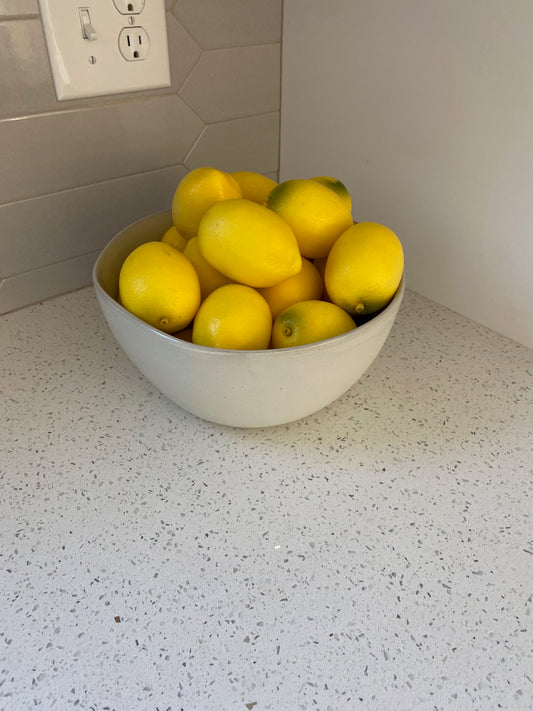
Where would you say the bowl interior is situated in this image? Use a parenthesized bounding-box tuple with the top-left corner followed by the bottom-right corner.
(94, 210, 173, 302)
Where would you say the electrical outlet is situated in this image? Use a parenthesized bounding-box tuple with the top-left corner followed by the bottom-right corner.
(37, 0, 170, 100)
(112, 0, 146, 15)
(119, 27, 150, 61)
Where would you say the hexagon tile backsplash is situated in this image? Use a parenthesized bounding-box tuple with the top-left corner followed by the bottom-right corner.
(0, 0, 282, 313)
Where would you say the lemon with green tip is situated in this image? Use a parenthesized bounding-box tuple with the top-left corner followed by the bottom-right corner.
(266, 179, 353, 259)
(311, 175, 352, 211)
(272, 300, 356, 348)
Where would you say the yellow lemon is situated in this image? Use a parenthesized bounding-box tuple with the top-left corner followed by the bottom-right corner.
(171, 166, 242, 240)
(230, 171, 278, 204)
(311, 175, 352, 212)
(266, 178, 353, 259)
(325, 222, 404, 316)
(192, 284, 272, 350)
(183, 236, 233, 300)
(258, 258, 323, 319)
(161, 225, 187, 251)
(272, 300, 356, 348)
(197, 198, 302, 288)
(119, 241, 201, 333)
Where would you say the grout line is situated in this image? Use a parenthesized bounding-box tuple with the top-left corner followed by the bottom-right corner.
(278, 0, 285, 181)
(197, 40, 282, 52)
(0, 14, 39, 21)
(0, 90, 180, 124)
(1, 247, 103, 282)
(169, 4, 281, 52)
(0, 284, 94, 316)
(182, 111, 281, 167)
(193, 110, 280, 128)
(182, 125, 207, 167)
(166, 6, 200, 54)
(176, 50, 205, 105)
(0, 110, 280, 208)
(0, 162, 187, 209)
(277, 0, 284, 181)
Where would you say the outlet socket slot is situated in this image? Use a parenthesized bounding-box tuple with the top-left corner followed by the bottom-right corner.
(118, 26, 150, 61)
(113, 0, 145, 14)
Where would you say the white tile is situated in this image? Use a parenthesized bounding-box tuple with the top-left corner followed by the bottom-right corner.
(180, 44, 280, 122)
(166, 12, 202, 90)
(0, 0, 37, 16)
(172, 0, 282, 49)
(185, 112, 280, 174)
(0, 18, 201, 120)
(0, 19, 59, 119)
(0, 95, 202, 204)
(0, 251, 100, 314)
(0, 165, 186, 278)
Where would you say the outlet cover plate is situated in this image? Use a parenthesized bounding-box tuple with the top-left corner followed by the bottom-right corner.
(38, 0, 170, 100)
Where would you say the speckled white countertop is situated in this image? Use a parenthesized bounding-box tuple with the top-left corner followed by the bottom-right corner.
(1, 286, 532, 711)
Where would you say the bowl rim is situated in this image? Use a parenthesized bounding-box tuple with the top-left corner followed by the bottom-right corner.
(92, 214, 405, 357)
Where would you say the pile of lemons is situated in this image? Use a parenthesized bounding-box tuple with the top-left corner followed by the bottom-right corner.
(118, 167, 404, 350)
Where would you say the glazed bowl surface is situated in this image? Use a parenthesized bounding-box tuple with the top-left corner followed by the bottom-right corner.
(92, 210, 404, 427)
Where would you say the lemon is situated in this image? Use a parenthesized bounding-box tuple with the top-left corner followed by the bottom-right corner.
(192, 284, 272, 350)
(325, 222, 404, 316)
(266, 178, 353, 259)
(272, 300, 356, 348)
(197, 198, 302, 288)
(118, 241, 201, 333)
(311, 176, 352, 212)
(230, 171, 278, 204)
(171, 166, 242, 240)
(183, 236, 233, 300)
(161, 225, 187, 251)
(258, 258, 323, 319)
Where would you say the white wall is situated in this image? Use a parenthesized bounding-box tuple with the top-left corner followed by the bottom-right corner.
(280, 0, 533, 348)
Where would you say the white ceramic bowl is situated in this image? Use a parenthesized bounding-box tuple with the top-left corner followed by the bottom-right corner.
(92, 210, 405, 428)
